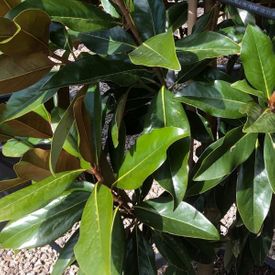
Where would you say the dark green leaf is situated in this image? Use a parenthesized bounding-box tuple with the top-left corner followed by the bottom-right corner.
(79, 26, 136, 55)
(153, 232, 195, 274)
(111, 211, 125, 275)
(83, 85, 102, 167)
(135, 197, 220, 240)
(52, 231, 79, 275)
(109, 123, 126, 173)
(186, 177, 224, 197)
(175, 80, 253, 119)
(241, 25, 275, 98)
(237, 144, 272, 233)
(243, 105, 275, 133)
(132, 0, 165, 40)
(194, 127, 257, 181)
(226, 6, 255, 26)
(129, 29, 181, 70)
(167, 2, 188, 31)
(7, 0, 117, 32)
(42, 54, 143, 90)
(165, 265, 188, 275)
(145, 87, 190, 206)
(111, 92, 128, 148)
(0, 170, 83, 222)
(124, 228, 157, 275)
(0, 191, 88, 249)
(113, 127, 188, 190)
(249, 232, 272, 266)
(176, 32, 240, 63)
(264, 134, 275, 192)
(219, 26, 245, 44)
(0, 74, 57, 123)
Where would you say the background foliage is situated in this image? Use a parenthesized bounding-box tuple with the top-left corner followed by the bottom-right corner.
(0, 0, 275, 274)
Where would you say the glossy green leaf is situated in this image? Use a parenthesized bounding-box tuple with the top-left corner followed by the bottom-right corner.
(0, 170, 83, 222)
(192, 9, 213, 34)
(124, 228, 157, 275)
(2, 138, 39, 157)
(249, 223, 273, 266)
(145, 87, 190, 206)
(75, 183, 119, 275)
(83, 85, 102, 167)
(167, 2, 188, 31)
(0, 0, 20, 16)
(176, 32, 240, 63)
(175, 80, 253, 119)
(7, 0, 117, 32)
(153, 232, 195, 274)
(50, 22, 72, 50)
(79, 26, 136, 55)
(219, 26, 245, 44)
(132, 0, 165, 40)
(111, 210, 125, 275)
(186, 177, 224, 197)
(129, 30, 181, 70)
(194, 127, 257, 181)
(42, 54, 142, 90)
(242, 103, 275, 133)
(114, 127, 188, 190)
(109, 122, 126, 173)
(100, 0, 120, 18)
(111, 92, 128, 148)
(52, 231, 79, 275)
(0, 191, 88, 249)
(231, 79, 264, 98)
(241, 25, 275, 98)
(226, 6, 255, 26)
(0, 9, 50, 55)
(0, 52, 54, 93)
(135, 197, 220, 240)
(0, 74, 57, 123)
(237, 144, 272, 233)
(264, 134, 275, 193)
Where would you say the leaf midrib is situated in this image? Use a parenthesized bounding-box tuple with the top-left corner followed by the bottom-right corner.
(0, 170, 81, 215)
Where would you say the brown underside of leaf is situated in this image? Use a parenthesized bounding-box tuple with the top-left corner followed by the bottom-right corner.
(0, 111, 53, 138)
(74, 96, 94, 165)
(0, 52, 54, 93)
(14, 148, 81, 181)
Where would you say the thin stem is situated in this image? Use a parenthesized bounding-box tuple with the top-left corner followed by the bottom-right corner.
(187, 0, 198, 35)
(111, 0, 142, 44)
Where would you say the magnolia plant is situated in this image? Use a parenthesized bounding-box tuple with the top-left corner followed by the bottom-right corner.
(0, 0, 274, 274)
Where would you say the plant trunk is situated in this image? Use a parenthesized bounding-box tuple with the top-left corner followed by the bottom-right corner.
(187, 0, 197, 35)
